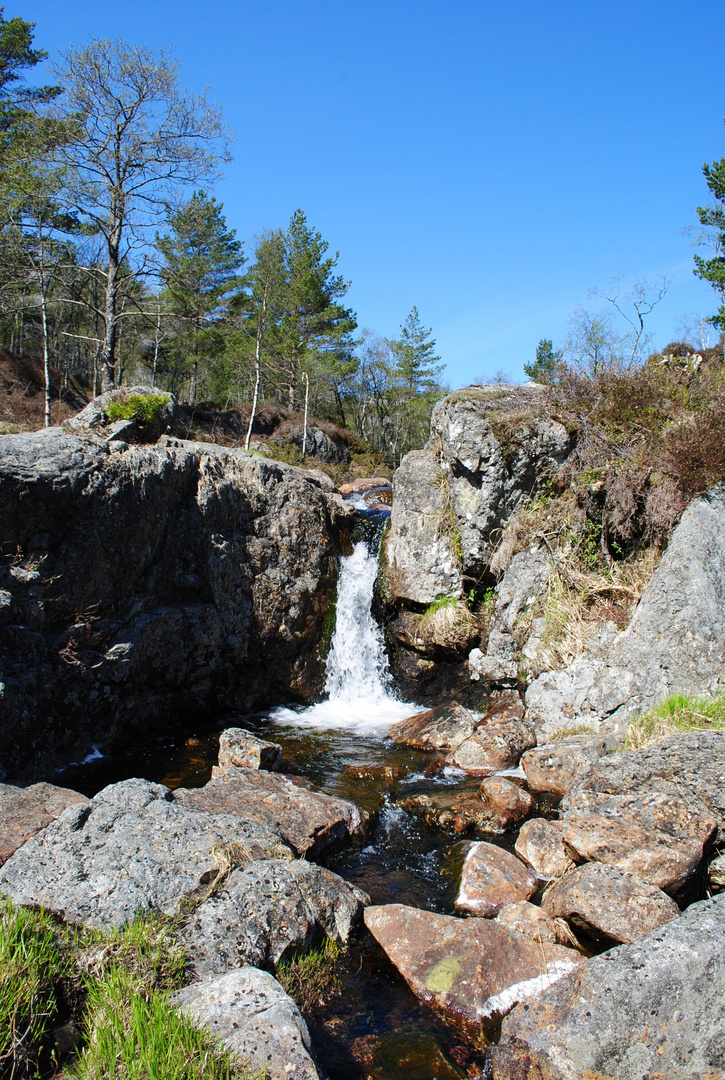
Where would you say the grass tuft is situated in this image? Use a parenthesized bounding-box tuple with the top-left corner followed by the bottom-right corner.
(104, 394, 170, 424)
(624, 691, 725, 751)
(275, 938, 342, 1017)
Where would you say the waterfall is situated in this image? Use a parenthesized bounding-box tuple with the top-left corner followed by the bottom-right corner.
(272, 540, 416, 734)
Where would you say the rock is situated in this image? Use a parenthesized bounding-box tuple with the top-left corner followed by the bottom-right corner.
(456, 841, 537, 916)
(216, 727, 282, 772)
(65, 385, 176, 431)
(541, 863, 680, 944)
(468, 645, 518, 683)
(520, 734, 606, 798)
(495, 901, 573, 947)
(0, 429, 353, 780)
(492, 891, 725, 1080)
(445, 705, 535, 776)
(174, 967, 322, 1080)
(415, 601, 480, 660)
(514, 819, 574, 880)
(561, 787, 717, 893)
(276, 420, 350, 464)
(708, 851, 725, 892)
(174, 766, 365, 860)
(384, 449, 464, 604)
(364, 903, 583, 1036)
(478, 777, 535, 829)
(181, 859, 368, 977)
(0, 782, 88, 866)
(402, 789, 521, 835)
(526, 485, 725, 736)
(388, 703, 479, 752)
(339, 476, 390, 494)
(0, 778, 292, 928)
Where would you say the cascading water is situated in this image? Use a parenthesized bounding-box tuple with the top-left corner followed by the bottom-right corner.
(273, 536, 416, 733)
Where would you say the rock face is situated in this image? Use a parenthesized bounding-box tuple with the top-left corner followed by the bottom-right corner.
(174, 967, 323, 1080)
(455, 841, 537, 916)
(541, 863, 680, 944)
(526, 485, 725, 736)
(384, 386, 573, 605)
(174, 766, 365, 860)
(515, 819, 574, 880)
(364, 904, 583, 1036)
(520, 734, 606, 798)
(0, 429, 352, 779)
(445, 705, 536, 776)
(216, 727, 283, 772)
(492, 892, 725, 1080)
(388, 703, 479, 752)
(181, 859, 368, 976)
(0, 782, 88, 865)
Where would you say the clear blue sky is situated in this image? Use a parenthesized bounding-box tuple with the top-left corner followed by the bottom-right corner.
(19, 0, 725, 386)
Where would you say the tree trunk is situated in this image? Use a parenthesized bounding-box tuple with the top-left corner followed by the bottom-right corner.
(302, 372, 310, 459)
(40, 292, 51, 429)
(99, 201, 122, 392)
(245, 288, 267, 452)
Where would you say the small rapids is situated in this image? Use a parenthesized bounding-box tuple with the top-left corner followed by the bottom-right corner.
(272, 540, 416, 734)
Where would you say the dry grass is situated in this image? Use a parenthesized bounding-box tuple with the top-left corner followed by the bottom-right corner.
(419, 597, 478, 653)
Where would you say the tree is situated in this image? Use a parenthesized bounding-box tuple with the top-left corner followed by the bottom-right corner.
(48, 38, 231, 391)
(390, 306, 443, 395)
(524, 338, 562, 383)
(156, 190, 243, 402)
(693, 128, 725, 333)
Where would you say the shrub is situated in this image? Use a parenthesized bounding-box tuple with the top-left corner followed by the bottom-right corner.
(104, 393, 170, 424)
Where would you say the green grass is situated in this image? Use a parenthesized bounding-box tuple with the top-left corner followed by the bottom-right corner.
(625, 690, 725, 751)
(420, 595, 459, 621)
(275, 938, 342, 1017)
(104, 394, 170, 424)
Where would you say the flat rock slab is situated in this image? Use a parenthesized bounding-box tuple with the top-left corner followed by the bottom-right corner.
(0, 782, 88, 866)
(561, 788, 717, 893)
(0, 778, 291, 928)
(174, 967, 322, 1080)
(492, 891, 725, 1080)
(521, 735, 605, 798)
(515, 818, 574, 880)
(456, 841, 537, 917)
(174, 766, 365, 860)
(216, 727, 282, 771)
(181, 858, 369, 977)
(364, 903, 582, 1036)
(388, 703, 479, 752)
(541, 863, 680, 944)
(445, 715, 536, 776)
(495, 901, 573, 947)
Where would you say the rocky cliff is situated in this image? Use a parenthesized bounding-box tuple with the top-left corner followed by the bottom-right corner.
(0, 428, 353, 780)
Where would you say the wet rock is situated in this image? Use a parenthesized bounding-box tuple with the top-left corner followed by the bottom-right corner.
(479, 776, 535, 829)
(181, 859, 368, 977)
(0, 782, 88, 866)
(389, 703, 478, 752)
(352, 1031, 466, 1080)
(364, 903, 583, 1036)
(542, 862, 680, 944)
(0, 778, 292, 928)
(216, 727, 282, 772)
(174, 766, 365, 861)
(343, 763, 405, 783)
(708, 851, 725, 892)
(338, 476, 390, 494)
(492, 891, 725, 1080)
(561, 787, 717, 893)
(456, 841, 537, 916)
(520, 734, 606, 798)
(525, 485, 725, 736)
(402, 790, 516, 835)
(174, 967, 322, 1080)
(445, 705, 535, 777)
(514, 819, 574, 880)
(495, 901, 573, 947)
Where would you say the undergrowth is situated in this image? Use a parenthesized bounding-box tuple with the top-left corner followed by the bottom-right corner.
(104, 394, 170, 424)
(624, 691, 725, 751)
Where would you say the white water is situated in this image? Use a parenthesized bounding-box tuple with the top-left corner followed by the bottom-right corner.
(272, 541, 417, 735)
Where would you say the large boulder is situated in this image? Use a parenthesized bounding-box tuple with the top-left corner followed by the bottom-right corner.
(384, 386, 573, 604)
(0, 781, 88, 866)
(521, 734, 606, 798)
(455, 841, 537, 916)
(0, 429, 353, 779)
(388, 703, 479, 752)
(526, 486, 725, 737)
(174, 967, 323, 1080)
(445, 704, 536, 776)
(364, 903, 582, 1037)
(492, 892, 725, 1080)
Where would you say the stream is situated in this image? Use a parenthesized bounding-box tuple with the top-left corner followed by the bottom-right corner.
(58, 490, 535, 1080)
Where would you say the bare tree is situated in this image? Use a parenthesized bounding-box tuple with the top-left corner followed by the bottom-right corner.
(590, 275, 671, 367)
(48, 39, 231, 391)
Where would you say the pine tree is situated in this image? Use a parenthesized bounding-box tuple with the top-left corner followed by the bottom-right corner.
(390, 306, 443, 395)
(524, 338, 563, 383)
(694, 130, 725, 332)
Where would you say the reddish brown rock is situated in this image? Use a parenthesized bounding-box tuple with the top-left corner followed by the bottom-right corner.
(455, 841, 537, 917)
(217, 727, 282, 772)
(403, 791, 509, 834)
(541, 862, 680, 944)
(173, 767, 365, 861)
(364, 903, 583, 1036)
(495, 901, 574, 947)
(561, 788, 717, 893)
(445, 712, 536, 777)
(520, 735, 605, 798)
(388, 703, 478, 752)
(708, 852, 725, 893)
(0, 782, 88, 866)
(515, 818, 574, 880)
(479, 777, 535, 828)
(338, 477, 390, 494)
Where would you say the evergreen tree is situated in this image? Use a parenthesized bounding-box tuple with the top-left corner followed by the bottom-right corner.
(390, 306, 443, 394)
(524, 338, 563, 383)
(694, 129, 725, 332)
(156, 190, 243, 402)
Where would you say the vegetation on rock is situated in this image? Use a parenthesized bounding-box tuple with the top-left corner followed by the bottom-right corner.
(104, 393, 171, 424)
(625, 690, 725, 751)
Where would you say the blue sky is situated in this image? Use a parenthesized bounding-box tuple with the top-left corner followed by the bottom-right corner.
(19, 0, 725, 387)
